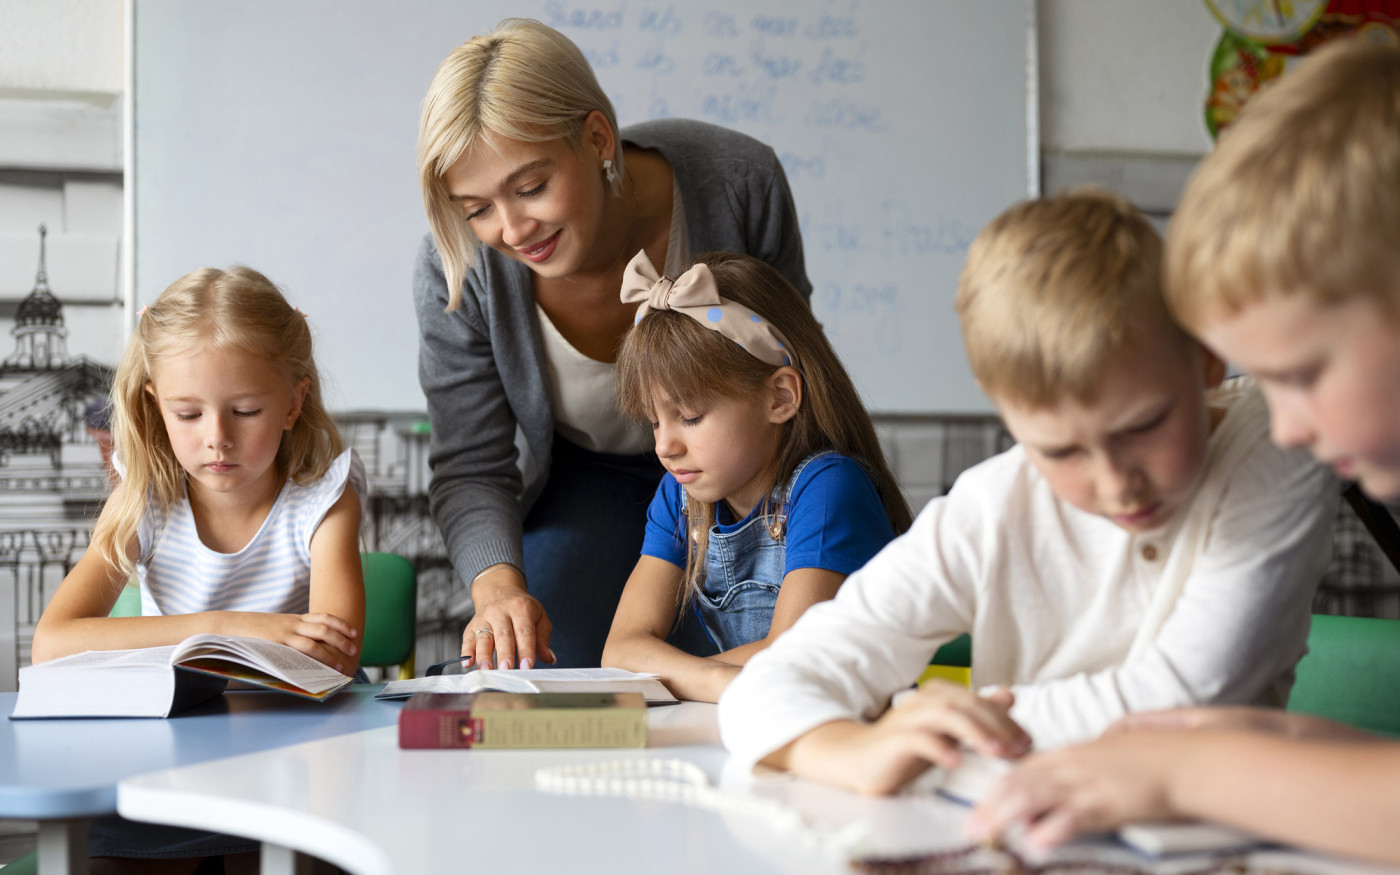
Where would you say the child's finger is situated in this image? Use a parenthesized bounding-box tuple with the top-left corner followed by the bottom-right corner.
(924, 706, 1026, 759)
(1023, 805, 1088, 853)
(971, 768, 1043, 830)
(904, 730, 962, 770)
(981, 686, 1015, 709)
(302, 612, 356, 637)
(298, 623, 359, 657)
(902, 691, 1029, 757)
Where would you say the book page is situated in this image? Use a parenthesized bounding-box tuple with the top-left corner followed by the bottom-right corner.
(28, 645, 179, 670)
(378, 672, 539, 699)
(378, 668, 675, 704)
(171, 634, 349, 695)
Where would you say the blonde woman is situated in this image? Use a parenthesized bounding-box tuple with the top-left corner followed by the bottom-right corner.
(415, 18, 811, 670)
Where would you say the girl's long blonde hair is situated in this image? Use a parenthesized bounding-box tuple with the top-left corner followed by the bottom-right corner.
(617, 252, 911, 615)
(95, 266, 342, 582)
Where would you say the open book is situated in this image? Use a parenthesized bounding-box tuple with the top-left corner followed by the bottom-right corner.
(922, 752, 1262, 857)
(11, 634, 354, 719)
(376, 667, 679, 706)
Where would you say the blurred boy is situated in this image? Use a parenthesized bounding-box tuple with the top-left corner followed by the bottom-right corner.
(716, 189, 1337, 795)
(969, 38, 1400, 866)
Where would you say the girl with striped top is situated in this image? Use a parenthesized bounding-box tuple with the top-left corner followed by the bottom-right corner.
(33, 266, 366, 677)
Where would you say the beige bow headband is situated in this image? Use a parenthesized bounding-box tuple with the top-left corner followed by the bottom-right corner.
(620, 251, 796, 368)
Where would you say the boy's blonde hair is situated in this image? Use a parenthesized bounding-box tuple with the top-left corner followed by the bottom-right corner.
(617, 252, 911, 613)
(96, 266, 343, 582)
(418, 18, 623, 311)
(956, 188, 1190, 409)
(1167, 38, 1400, 330)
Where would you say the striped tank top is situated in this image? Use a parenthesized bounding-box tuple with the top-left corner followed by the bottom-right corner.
(137, 449, 367, 616)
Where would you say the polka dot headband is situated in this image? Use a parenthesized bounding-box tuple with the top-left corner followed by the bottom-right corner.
(620, 250, 796, 369)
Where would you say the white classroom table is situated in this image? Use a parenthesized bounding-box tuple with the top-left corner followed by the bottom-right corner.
(118, 702, 1400, 875)
(0, 686, 401, 875)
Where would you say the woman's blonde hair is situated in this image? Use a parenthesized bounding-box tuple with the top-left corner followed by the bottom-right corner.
(95, 266, 342, 581)
(418, 18, 623, 311)
(617, 252, 911, 616)
(956, 188, 1190, 409)
(1167, 37, 1400, 330)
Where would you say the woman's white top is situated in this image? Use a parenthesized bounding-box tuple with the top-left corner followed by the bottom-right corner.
(536, 177, 691, 455)
(136, 449, 367, 616)
(717, 378, 1338, 761)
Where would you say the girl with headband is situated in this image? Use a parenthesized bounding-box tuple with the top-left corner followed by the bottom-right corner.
(416, 19, 812, 671)
(33, 266, 367, 868)
(601, 250, 910, 702)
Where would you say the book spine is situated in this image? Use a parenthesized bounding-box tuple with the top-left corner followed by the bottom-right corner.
(473, 709, 646, 749)
(397, 709, 646, 749)
(398, 709, 481, 749)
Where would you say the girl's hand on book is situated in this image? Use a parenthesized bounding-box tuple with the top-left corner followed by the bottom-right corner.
(236, 611, 360, 673)
(965, 731, 1183, 853)
(772, 682, 1030, 795)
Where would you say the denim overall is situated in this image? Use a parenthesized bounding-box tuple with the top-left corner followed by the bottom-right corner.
(691, 452, 836, 652)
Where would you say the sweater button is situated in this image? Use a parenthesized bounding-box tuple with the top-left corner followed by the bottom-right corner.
(1141, 544, 1158, 561)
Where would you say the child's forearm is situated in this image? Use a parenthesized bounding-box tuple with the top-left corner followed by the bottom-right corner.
(1167, 733, 1400, 865)
(710, 638, 770, 666)
(602, 631, 738, 702)
(762, 719, 862, 775)
(32, 611, 240, 663)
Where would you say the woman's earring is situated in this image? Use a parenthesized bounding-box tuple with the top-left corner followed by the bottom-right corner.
(603, 158, 620, 186)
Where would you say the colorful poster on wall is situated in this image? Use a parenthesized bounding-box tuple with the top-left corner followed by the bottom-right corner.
(1203, 0, 1400, 137)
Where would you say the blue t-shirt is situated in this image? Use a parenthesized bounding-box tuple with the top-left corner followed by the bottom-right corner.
(641, 453, 895, 577)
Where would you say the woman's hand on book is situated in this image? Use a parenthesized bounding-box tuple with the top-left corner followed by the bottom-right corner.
(232, 611, 360, 673)
(463, 566, 555, 671)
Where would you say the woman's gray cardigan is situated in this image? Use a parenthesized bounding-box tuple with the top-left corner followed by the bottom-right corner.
(413, 118, 813, 589)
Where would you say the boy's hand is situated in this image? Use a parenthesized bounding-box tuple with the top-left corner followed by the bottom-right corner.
(774, 681, 1031, 795)
(1110, 706, 1374, 742)
(966, 732, 1182, 852)
(234, 611, 360, 673)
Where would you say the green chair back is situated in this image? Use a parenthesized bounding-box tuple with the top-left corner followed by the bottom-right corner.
(2, 851, 36, 874)
(109, 583, 141, 617)
(1288, 614, 1400, 737)
(920, 633, 973, 687)
(932, 633, 972, 668)
(360, 552, 417, 679)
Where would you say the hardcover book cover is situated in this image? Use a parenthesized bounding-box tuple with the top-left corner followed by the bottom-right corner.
(398, 691, 648, 749)
(11, 634, 354, 719)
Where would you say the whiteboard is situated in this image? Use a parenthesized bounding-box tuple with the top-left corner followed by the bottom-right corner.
(134, 0, 1034, 413)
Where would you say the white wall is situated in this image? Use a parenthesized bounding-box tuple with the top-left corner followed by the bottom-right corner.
(1040, 0, 1222, 156)
(0, 0, 123, 94)
(0, 0, 126, 367)
(0, 0, 1233, 501)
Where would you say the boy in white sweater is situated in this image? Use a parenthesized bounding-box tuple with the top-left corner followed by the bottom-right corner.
(717, 189, 1337, 795)
(968, 40, 1400, 866)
